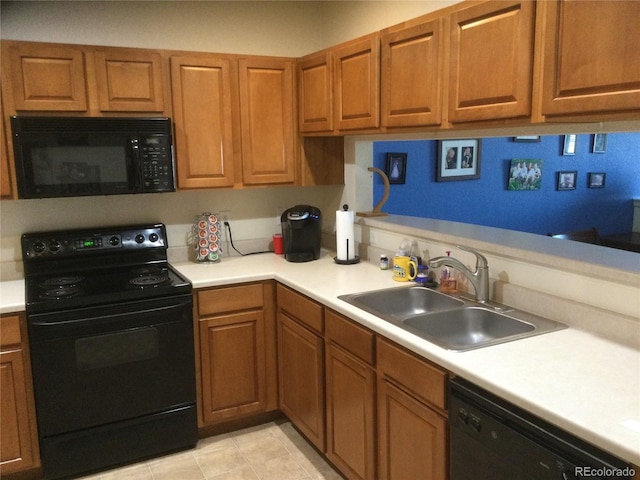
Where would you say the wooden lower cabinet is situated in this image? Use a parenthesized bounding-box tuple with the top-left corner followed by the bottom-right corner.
(276, 292, 448, 480)
(377, 379, 447, 480)
(377, 337, 448, 480)
(196, 282, 277, 427)
(0, 314, 40, 476)
(277, 313, 325, 450)
(325, 343, 375, 480)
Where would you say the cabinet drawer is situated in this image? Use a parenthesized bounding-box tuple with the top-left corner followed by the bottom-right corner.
(326, 309, 374, 366)
(277, 284, 323, 334)
(0, 315, 21, 348)
(377, 337, 447, 410)
(198, 283, 263, 316)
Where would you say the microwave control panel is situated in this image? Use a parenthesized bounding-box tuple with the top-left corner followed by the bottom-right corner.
(139, 136, 174, 192)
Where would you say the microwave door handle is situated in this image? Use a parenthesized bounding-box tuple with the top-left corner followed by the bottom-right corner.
(128, 137, 142, 192)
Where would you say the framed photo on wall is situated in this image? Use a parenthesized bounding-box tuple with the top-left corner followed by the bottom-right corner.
(385, 153, 407, 184)
(588, 172, 606, 188)
(436, 139, 481, 181)
(593, 134, 607, 153)
(557, 171, 577, 190)
(563, 135, 577, 155)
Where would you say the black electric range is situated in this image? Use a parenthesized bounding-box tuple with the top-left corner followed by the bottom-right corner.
(22, 223, 191, 314)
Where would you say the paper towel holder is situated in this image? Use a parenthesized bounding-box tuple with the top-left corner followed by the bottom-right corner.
(356, 167, 389, 217)
(335, 204, 360, 265)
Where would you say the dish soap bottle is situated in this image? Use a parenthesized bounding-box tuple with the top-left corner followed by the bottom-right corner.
(440, 251, 457, 293)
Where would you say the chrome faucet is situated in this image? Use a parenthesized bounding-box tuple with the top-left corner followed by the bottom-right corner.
(428, 246, 490, 303)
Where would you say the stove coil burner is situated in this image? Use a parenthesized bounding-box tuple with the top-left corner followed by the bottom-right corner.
(129, 274, 172, 288)
(40, 276, 84, 300)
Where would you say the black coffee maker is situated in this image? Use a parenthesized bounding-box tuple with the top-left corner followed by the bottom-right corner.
(281, 205, 322, 262)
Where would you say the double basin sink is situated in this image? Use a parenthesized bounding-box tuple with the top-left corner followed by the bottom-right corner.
(338, 286, 566, 352)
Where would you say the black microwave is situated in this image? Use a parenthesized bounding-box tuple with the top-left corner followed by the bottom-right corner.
(11, 116, 176, 199)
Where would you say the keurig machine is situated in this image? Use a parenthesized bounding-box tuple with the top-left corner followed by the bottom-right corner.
(281, 205, 322, 262)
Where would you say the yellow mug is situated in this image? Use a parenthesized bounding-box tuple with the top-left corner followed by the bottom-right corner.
(393, 256, 417, 282)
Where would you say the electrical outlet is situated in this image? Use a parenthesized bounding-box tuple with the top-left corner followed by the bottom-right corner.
(219, 210, 231, 223)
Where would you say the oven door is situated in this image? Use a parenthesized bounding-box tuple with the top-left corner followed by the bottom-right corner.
(28, 294, 195, 437)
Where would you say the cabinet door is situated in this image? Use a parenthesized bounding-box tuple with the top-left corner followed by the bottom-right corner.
(297, 52, 333, 133)
(325, 343, 375, 480)
(1, 93, 13, 199)
(381, 18, 445, 128)
(277, 312, 325, 450)
(238, 58, 296, 185)
(6, 42, 87, 112)
(0, 349, 36, 474)
(540, 0, 640, 116)
(333, 34, 380, 131)
(377, 379, 447, 480)
(199, 310, 267, 424)
(170, 55, 235, 188)
(95, 48, 165, 112)
(448, 0, 535, 123)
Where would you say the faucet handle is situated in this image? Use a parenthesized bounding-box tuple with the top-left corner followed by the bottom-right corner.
(457, 245, 488, 269)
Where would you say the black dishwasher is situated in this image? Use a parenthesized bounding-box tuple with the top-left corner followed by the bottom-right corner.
(450, 377, 635, 480)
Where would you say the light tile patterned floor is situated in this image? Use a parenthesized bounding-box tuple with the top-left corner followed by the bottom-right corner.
(79, 420, 344, 480)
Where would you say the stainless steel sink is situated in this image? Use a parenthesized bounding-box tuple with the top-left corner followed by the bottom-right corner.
(339, 286, 566, 351)
(403, 307, 538, 351)
(338, 286, 464, 320)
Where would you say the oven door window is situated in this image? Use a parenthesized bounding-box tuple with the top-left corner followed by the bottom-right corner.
(75, 327, 160, 371)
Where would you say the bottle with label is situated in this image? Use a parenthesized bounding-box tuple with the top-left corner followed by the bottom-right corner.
(409, 240, 422, 266)
(379, 254, 389, 270)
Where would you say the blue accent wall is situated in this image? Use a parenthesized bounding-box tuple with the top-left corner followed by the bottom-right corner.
(373, 133, 640, 235)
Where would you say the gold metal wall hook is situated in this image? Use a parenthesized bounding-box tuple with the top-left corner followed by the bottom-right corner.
(356, 167, 389, 217)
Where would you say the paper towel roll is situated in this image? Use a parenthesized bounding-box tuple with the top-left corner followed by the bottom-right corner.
(336, 207, 356, 261)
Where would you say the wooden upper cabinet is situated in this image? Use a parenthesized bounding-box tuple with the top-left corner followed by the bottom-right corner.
(333, 34, 380, 131)
(539, 0, 640, 117)
(1, 95, 14, 199)
(381, 18, 445, 128)
(238, 58, 296, 186)
(94, 48, 165, 112)
(448, 0, 535, 123)
(170, 54, 236, 189)
(5, 42, 88, 112)
(297, 52, 333, 133)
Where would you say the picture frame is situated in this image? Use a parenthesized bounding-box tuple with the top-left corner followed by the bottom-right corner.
(563, 135, 577, 155)
(436, 139, 481, 182)
(593, 134, 607, 153)
(508, 159, 543, 191)
(588, 172, 606, 188)
(513, 135, 541, 143)
(557, 171, 577, 191)
(385, 153, 407, 184)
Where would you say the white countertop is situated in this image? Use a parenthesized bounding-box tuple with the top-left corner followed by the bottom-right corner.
(3, 252, 639, 466)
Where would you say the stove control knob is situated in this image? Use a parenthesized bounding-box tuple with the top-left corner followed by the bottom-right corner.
(135, 234, 145, 244)
(32, 241, 46, 255)
(109, 236, 120, 246)
(48, 240, 62, 253)
(149, 233, 159, 243)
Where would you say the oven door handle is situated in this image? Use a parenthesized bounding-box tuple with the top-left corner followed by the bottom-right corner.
(28, 296, 192, 334)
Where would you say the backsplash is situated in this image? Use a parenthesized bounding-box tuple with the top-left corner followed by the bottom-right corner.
(0, 185, 343, 280)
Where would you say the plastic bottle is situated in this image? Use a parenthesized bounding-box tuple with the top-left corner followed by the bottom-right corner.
(379, 254, 389, 270)
(409, 240, 422, 266)
(440, 251, 457, 293)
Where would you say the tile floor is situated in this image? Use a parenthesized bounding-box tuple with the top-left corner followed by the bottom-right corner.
(79, 420, 344, 480)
